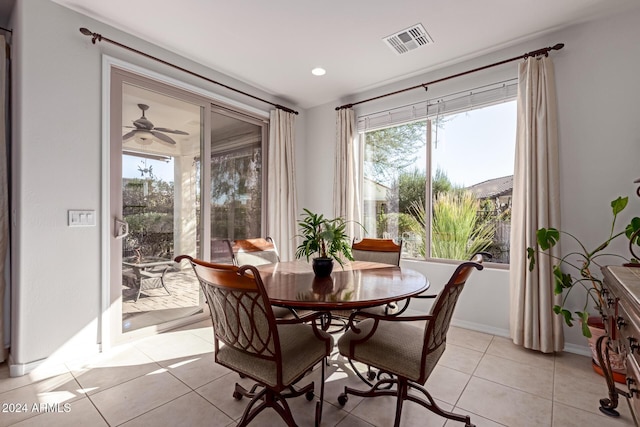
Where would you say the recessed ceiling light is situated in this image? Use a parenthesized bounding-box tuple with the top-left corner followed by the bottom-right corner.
(311, 67, 326, 76)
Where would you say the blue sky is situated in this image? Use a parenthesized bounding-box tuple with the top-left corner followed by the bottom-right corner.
(431, 100, 517, 187)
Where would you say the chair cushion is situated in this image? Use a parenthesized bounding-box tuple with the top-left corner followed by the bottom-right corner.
(216, 323, 332, 389)
(352, 249, 400, 266)
(338, 318, 443, 382)
(235, 251, 279, 266)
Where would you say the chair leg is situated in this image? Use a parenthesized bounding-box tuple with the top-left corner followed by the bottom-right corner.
(235, 386, 299, 427)
(315, 358, 326, 427)
(160, 273, 171, 295)
(393, 379, 407, 427)
(338, 376, 475, 427)
(406, 382, 475, 427)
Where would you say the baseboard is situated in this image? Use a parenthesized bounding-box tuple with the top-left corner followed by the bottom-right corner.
(562, 342, 592, 357)
(451, 318, 510, 338)
(8, 353, 46, 377)
(8, 343, 101, 377)
(450, 319, 593, 357)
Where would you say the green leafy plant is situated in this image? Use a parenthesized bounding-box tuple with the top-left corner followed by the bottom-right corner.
(295, 208, 360, 267)
(527, 196, 640, 337)
(408, 191, 496, 261)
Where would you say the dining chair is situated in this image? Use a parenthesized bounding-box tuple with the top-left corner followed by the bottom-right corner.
(231, 237, 280, 266)
(229, 237, 300, 319)
(332, 238, 403, 321)
(336, 253, 486, 427)
(175, 255, 333, 427)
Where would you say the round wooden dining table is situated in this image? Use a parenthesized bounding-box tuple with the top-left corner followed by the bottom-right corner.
(255, 260, 429, 311)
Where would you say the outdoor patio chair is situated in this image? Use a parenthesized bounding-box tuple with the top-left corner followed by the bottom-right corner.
(336, 253, 486, 427)
(175, 255, 333, 427)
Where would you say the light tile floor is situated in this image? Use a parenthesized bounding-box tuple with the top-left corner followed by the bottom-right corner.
(0, 322, 636, 427)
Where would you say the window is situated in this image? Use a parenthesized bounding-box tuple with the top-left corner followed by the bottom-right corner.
(361, 94, 516, 264)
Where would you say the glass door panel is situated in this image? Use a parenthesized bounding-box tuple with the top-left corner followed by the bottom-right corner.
(118, 79, 204, 334)
(209, 109, 266, 260)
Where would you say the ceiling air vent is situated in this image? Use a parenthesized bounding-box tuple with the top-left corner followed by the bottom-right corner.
(383, 23, 433, 55)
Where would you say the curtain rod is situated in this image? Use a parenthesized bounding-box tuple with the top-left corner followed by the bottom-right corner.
(79, 27, 299, 115)
(336, 43, 564, 111)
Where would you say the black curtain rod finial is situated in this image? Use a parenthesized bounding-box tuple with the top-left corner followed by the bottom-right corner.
(79, 27, 102, 44)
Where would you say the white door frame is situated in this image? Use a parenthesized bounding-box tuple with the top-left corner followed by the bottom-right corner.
(100, 56, 269, 350)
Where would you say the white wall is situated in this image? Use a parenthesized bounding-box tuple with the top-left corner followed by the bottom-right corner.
(303, 8, 640, 353)
(10, 0, 303, 372)
(10, 1, 640, 371)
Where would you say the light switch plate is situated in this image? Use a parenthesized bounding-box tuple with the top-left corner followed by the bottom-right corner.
(68, 210, 96, 227)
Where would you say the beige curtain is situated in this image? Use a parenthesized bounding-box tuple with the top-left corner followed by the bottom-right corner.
(0, 34, 8, 363)
(267, 109, 298, 261)
(509, 56, 563, 353)
(334, 108, 361, 237)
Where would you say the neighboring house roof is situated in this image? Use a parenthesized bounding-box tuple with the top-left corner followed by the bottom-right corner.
(466, 175, 513, 199)
(363, 177, 391, 202)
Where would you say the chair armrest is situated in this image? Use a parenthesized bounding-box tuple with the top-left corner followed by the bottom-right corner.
(346, 309, 433, 333)
(276, 310, 324, 325)
(413, 293, 437, 299)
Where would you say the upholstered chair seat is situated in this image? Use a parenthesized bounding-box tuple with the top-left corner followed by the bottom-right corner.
(336, 253, 487, 427)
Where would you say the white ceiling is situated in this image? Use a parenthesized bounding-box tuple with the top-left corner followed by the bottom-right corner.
(53, 0, 639, 110)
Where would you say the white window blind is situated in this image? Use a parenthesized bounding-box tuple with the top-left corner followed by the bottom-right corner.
(357, 79, 518, 132)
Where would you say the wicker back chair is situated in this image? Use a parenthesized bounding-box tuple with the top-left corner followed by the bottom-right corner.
(175, 255, 333, 427)
(336, 253, 486, 427)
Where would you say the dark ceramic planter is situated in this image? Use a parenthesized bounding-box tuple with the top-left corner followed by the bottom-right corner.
(312, 258, 334, 277)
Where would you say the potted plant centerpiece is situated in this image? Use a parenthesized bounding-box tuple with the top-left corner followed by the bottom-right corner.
(295, 208, 359, 277)
(527, 196, 640, 378)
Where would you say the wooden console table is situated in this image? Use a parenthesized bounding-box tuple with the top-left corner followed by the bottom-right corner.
(599, 265, 640, 424)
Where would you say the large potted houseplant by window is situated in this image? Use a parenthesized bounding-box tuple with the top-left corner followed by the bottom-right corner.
(295, 208, 358, 277)
(527, 196, 640, 379)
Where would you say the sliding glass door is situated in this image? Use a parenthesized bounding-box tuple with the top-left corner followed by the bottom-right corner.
(209, 107, 267, 253)
(108, 66, 268, 345)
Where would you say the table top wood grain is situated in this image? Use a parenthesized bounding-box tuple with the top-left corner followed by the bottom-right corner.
(255, 260, 429, 310)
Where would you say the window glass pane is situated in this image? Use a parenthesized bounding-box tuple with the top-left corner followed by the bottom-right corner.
(361, 99, 516, 263)
(430, 100, 516, 263)
(362, 121, 427, 258)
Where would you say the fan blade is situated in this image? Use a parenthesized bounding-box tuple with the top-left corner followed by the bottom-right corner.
(122, 130, 138, 140)
(151, 131, 177, 145)
(154, 127, 189, 135)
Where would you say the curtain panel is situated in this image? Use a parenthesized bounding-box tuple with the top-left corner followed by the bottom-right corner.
(334, 108, 362, 238)
(509, 56, 563, 353)
(267, 110, 298, 261)
(0, 34, 8, 362)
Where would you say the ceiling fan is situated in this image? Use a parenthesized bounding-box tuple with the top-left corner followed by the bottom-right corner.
(122, 103, 189, 145)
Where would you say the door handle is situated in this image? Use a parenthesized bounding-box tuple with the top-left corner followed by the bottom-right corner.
(114, 218, 129, 240)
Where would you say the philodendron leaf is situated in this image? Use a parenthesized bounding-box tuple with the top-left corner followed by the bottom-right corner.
(611, 196, 629, 216)
(527, 247, 536, 271)
(560, 309, 574, 327)
(553, 305, 562, 314)
(576, 311, 592, 338)
(626, 217, 640, 245)
(537, 228, 560, 251)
